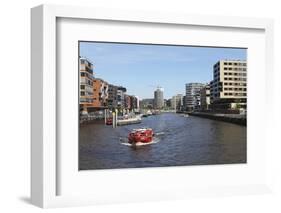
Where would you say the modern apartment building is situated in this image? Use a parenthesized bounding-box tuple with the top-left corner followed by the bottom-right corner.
(200, 84, 211, 110)
(117, 86, 127, 109)
(154, 87, 164, 109)
(140, 98, 154, 109)
(124, 95, 140, 112)
(164, 99, 171, 108)
(182, 96, 186, 110)
(134, 96, 140, 111)
(130, 95, 139, 111)
(210, 60, 247, 109)
(185, 83, 204, 111)
(124, 94, 132, 110)
(79, 57, 94, 114)
(107, 84, 118, 110)
(171, 94, 183, 111)
(171, 96, 176, 110)
(92, 78, 109, 108)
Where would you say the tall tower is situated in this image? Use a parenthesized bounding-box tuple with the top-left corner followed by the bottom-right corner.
(153, 87, 164, 109)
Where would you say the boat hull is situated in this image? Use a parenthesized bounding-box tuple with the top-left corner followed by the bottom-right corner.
(128, 128, 154, 144)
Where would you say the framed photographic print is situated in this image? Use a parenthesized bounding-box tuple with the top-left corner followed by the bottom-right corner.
(31, 4, 274, 208)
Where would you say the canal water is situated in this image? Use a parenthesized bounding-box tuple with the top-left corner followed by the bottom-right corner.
(79, 113, 246, 170)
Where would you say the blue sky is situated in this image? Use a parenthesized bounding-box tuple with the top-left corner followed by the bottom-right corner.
(79, 42, 246, 99)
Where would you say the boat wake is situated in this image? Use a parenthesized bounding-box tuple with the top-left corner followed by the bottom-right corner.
(120, 137, 160, 147)
(154, 132, 165, 136)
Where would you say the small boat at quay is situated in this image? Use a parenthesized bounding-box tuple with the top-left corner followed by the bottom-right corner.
(107, 115, 142, 126)
(128, 128, 154, 144)
(117, 116, 142, 126)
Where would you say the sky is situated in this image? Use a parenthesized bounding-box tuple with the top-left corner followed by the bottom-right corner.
(79, 42, 247, 99)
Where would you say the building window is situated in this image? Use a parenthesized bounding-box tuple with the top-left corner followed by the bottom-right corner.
(80, 85, 85, 89)
(81, 91, 85, 96)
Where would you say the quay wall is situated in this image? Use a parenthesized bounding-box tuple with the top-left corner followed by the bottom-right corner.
(189, 112, 246, 126)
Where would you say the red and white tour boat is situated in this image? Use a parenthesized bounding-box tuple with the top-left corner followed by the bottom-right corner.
(128, 128, 154, 144)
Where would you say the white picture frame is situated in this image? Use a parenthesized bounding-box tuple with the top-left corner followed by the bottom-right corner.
(31, 4, 274, 208)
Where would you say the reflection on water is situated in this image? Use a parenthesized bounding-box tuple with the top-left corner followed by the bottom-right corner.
(79, 113, 246, 170)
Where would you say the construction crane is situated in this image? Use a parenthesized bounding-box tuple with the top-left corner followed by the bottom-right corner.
(148, 85, 164, 91)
